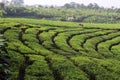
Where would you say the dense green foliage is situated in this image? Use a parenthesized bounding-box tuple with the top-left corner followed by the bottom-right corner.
(0, 47, 10, 80)
(0, 1, 120, 23)
(4, 6, 120, 23)
(0, 18, 120, 80)
(0, 33, 10, 80)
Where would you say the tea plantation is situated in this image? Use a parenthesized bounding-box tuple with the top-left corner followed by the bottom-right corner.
(0, 18, 120, 80)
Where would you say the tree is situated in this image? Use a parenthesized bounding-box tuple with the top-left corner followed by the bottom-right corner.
(93, 3, 99, 9)
(87, 3, 94, 9)
(64, 3, 72, 8)
(87, 3, 99, 9)
(11, 0, 24, 6)
(80, 4, 86, 8)
(0, 3, 5, 17)
(63, 2, 80, 8)
(0, 3, 5, 10)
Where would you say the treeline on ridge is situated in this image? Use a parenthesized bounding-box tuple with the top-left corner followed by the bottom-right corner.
(0, 2, 120, 23)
